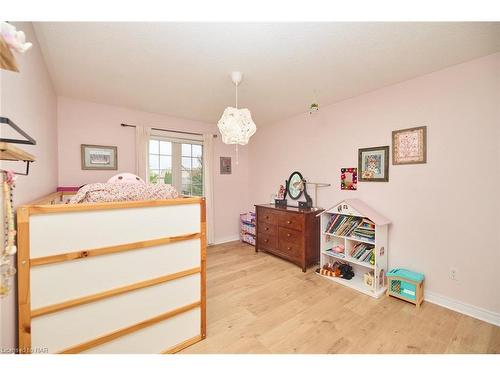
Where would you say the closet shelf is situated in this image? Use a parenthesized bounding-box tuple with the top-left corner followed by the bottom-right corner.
(0, 142, 35, 162)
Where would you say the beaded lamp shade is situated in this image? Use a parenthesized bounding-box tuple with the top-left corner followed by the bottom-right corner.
(217, 72, 257, 145)
(217, 107, 256, 146)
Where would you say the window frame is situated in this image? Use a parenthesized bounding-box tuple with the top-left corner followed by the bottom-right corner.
(148, 132, 204, 197)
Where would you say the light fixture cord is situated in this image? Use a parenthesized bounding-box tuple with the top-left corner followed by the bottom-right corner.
(234, 79, 239, 164)
(235, 81, 238, 109)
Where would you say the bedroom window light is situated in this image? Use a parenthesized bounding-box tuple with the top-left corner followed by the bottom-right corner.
(181, 143, 203, 196)
(149, 139, 172, 184)
(148, 137, 203, 197)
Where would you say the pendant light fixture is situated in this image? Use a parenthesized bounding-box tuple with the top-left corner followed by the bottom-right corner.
(217, 71, 257, 145)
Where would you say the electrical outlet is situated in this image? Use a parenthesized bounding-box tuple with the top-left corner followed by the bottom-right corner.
(450, 267, 458, 281)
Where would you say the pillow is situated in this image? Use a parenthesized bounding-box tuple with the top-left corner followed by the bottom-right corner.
(107, 173, 145, 184)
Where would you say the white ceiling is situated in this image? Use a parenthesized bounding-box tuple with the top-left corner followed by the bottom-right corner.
(33, 22, 500, 126)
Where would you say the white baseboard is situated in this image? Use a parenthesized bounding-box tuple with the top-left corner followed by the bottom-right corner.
(425, 291, 500, 327)
(212, 235, 240, 246)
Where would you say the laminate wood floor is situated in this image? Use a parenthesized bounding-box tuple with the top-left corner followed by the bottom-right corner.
(183, 241, 500, 354)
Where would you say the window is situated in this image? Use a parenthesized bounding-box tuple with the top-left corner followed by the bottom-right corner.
(182, 143, 203, 196)
(149, 139, 172, 184)
(149, 137, 203, 196)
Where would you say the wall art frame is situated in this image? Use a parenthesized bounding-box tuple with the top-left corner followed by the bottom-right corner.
(341, 168, 357, 190)
(392, 126, 427, 165)
(358, 146, 390, 182)
(81, 144, 118, 170)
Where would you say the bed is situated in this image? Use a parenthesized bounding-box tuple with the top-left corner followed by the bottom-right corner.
(17, 191, 206, 354)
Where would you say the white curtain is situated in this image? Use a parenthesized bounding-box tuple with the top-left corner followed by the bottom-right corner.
(203, 133, 215, 245)
(135, 126, 151, 181)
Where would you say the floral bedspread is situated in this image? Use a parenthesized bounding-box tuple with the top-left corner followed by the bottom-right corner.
(69, 183, 179, 204)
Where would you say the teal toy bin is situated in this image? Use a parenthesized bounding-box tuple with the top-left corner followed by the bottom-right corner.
(390, 279, 416, 300)
(386, 268, 424, 307)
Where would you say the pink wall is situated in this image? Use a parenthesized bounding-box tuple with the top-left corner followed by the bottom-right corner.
(0, 22, 58, 350)
(249, 53, 500, 316)
(57, 97, 249, 244)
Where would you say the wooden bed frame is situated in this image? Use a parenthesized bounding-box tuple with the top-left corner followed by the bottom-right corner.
(17, 192, 206, 354)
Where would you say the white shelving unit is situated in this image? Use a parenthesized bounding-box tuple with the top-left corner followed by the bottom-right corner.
(317, 199, 390, 298)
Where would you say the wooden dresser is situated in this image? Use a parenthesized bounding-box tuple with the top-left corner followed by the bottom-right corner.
(255, 204, 322, 272)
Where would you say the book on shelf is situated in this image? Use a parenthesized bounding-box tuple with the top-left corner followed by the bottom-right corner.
(351, 218, 375, 240)
(326, 214, 343, 233)
(350, 242, 374, 262)
(359, 218, 375, 228)
(325, 214, 375, 240)
(360, 250, 372, 262)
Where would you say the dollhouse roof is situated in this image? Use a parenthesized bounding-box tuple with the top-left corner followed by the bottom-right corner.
(321, 198, 391, 226)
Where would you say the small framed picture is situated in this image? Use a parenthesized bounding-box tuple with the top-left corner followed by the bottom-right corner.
(392, 126, 427, 165)
(358, 146, 389, 182)
(220, 156, 232, 174)
(81, 144, 118, 170)
(341, 168, 357, 190)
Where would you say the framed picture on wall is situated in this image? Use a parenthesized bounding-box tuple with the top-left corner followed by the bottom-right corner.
(341, 168, 357, 190)
(358, 146, 389, 182)
(81, 144, 118, 170)
(220, 157, 232, 174)
(392, 126, 427, 165)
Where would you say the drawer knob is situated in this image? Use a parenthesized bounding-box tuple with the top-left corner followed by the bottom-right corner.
(264, 239, 269, 243)
(287, 233, 291, 237)
(287, 246, 291, 250)
(265, 227, 269, 231)
(287, 220, 291, 224)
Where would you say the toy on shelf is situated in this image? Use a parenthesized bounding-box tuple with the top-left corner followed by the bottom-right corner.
(386, 268, 424, 307)
(274, 184, 287, 207)
(332, 244, 345, 253)
(316, 261, 354, 280)
(363, 271, 374, 290)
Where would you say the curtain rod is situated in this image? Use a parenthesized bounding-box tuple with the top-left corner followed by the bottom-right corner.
(121, 123, 217, 138)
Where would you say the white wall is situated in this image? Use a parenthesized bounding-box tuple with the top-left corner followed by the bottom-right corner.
(0, 22, 58, 351)
(249, 53, 500, 317)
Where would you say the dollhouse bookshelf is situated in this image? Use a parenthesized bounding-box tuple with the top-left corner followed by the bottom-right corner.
(317, 199, 390, 298)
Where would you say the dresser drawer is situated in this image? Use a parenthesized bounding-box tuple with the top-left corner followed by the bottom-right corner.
(277, 240, 301, 260)
(278, 213, 303, 231)
(278, 227, 303, 245)
(255, 204, 320, 273)
(258, 222, 277, 236)
(258, 232, 277, 251)
(258, 208, 278, 225)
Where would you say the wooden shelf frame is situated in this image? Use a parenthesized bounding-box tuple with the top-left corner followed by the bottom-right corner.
(0, 142, 35, 162)
(0, 142, 35, 175)
(0, 117, 37, 175)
